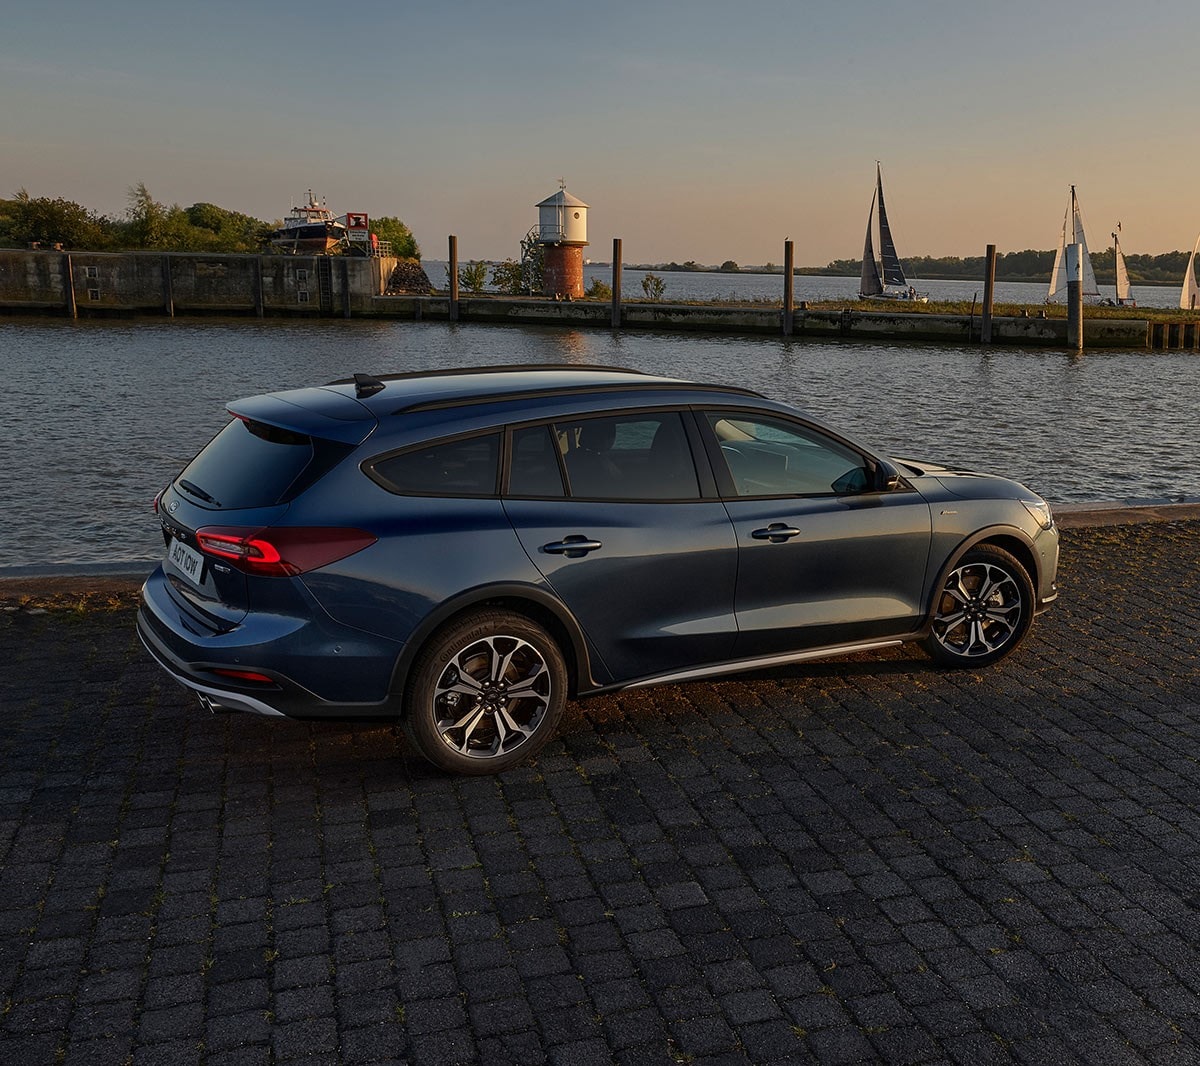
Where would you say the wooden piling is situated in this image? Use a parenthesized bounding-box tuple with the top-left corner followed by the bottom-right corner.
(981, 244, 996, 344)
(254, 257, 264, 318)
(448, 235, 459, 322)
(341, 258, 352, 319)
(1066, 244, 1084, 351)
(611, 238, 623, 329)
(162, 254, 174, 317)
(782, 240, 794, 337)
(63, 253, 77, 319)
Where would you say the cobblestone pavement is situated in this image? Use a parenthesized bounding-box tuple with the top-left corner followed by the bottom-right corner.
(2, 521, 1200, 1066)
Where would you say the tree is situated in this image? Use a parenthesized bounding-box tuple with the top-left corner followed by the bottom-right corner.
(585, 278, 612, 300)
(370, 216, 420, 259)
(641, 273, 666, 300)
(125, 182, 169, 248)
(1, 189, 115, 249)
(719, 260, 740, 273)
(456, 260, 489, 293)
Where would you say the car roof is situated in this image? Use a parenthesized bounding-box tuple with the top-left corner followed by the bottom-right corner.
(228, 364, 769, 442)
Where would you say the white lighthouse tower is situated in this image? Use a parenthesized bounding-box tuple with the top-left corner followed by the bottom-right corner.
(536, 182, 589, 299)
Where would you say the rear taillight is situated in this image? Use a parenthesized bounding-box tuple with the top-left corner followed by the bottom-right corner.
(195, 526, 377, 577)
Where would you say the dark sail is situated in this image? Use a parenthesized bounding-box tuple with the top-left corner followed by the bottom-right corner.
(860, 188, 883, 296)
(876, 164, 907, 287)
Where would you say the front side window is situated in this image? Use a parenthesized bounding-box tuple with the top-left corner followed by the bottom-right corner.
(705, 412, 869, 497)
(552, 412, 699, 500)
(371, 433, 500, 496)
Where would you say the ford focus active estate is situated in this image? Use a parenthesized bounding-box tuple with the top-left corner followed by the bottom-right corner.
(138, 365, 1059, 774)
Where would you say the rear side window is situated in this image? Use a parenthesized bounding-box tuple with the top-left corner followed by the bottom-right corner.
(371, 433, 500, 496)
(175, 417, 316, 509)
(554, 413, 700, 500)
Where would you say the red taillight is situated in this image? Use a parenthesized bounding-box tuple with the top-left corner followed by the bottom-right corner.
(211, 668, 276, 685)
(153, 488, 165, 514)
(195, 526, 377, 577)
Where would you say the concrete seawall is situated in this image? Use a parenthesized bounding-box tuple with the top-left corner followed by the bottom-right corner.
(381, 294, 1159, 348)
(0, 248, 396, 317)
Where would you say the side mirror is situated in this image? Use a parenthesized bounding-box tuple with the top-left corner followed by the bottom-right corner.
(873, 459, 901, 492)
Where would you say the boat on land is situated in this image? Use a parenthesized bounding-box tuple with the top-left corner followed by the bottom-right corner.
(268, 191, 347, 254)
(1180, 234, 1200, 310)
(859, 163, 927, 302)
(1046, 186, 1100, 302)
(1111, 227, 1136, 307)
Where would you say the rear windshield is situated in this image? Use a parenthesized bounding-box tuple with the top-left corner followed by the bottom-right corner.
(175, 417, 316, 509)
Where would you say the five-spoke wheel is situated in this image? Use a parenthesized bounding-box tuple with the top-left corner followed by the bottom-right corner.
(923, 545, 1034, 667)
(407, 610, 567, 774)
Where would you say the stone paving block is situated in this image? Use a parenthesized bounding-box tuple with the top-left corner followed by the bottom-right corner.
(3, 522, 1200, 1062)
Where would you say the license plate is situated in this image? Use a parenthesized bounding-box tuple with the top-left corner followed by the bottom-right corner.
(167, 537, 205, 586)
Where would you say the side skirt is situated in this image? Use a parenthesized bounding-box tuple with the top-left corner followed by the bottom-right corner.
(591, 636, 917, 695)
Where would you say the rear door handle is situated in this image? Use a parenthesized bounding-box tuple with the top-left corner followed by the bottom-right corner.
(542, 535, 603, 558)
(751, 523, 802, 543)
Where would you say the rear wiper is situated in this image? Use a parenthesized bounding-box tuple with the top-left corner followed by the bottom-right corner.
(178, 479, 221, 506)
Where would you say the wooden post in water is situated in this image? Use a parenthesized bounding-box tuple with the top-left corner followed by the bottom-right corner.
(611, 238, 623, 329)
(1066, 243, 1084, 351)
(448, 235, 459, 322)
(254, 257, 264, 317)
(62, 253, 77, 319)
(981, 244, 996, 344)
(162, 254, 175, 317)
(782, 240, 794, 336)
(341, 258, 352, 319)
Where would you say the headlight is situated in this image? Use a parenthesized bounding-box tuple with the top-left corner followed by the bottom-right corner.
(1021, 498, 1054, 530)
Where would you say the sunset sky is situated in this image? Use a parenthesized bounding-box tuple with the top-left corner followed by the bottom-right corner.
(5, 0, 1197, 266)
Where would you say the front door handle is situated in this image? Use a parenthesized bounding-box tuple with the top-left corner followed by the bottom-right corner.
(542, 535, 603, 558)
(751, 523, 802, 543)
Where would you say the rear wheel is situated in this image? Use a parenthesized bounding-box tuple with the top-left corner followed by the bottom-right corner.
(406, 610, 567, 775)
(923, 545, 1034, 667)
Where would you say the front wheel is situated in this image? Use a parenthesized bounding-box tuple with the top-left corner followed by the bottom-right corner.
(406, 610, 568, 775)
(922, 545, 1034, 668)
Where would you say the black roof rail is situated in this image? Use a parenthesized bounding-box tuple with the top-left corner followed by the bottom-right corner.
(392, 380, 767, 416)
(325, 364, 649, 388)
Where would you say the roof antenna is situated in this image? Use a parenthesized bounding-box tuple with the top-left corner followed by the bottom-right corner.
(353, 373, 386, 398)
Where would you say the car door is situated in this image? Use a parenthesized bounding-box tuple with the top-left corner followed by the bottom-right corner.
(502, 411, 738, 683)
(700, 409, 933, 656)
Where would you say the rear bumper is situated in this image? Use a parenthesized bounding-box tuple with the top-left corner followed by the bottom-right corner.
(137, 567, 403, 719)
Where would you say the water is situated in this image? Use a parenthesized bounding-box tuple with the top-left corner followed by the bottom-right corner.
(424, 263, 1183, 309)
(2, 316, 1198, 570)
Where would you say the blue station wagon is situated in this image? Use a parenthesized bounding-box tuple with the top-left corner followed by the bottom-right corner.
(138, 365, 1059, 774)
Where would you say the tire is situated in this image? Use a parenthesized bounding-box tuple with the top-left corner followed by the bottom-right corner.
(405, 610, 568, 775)
(922, 545, 1034, 668)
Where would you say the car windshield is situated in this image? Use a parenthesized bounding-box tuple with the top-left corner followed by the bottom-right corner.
(176, 417, 314, 509)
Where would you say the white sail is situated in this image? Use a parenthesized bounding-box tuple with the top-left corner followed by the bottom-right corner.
(1047, 186, 1100, 301)
(1181, 234, 1200, 311)
(1113, 231, 1133, 305)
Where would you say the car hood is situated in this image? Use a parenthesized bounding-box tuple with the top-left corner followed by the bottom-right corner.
(892, 456, 1040, 502)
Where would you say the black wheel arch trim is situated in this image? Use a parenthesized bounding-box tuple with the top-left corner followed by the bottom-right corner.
(388, 582, 599, 705)
(923, 525, 1041, 627)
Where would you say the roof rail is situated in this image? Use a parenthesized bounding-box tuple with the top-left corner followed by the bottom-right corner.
(325, 364, 648, 388)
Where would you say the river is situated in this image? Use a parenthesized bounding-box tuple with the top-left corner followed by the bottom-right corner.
(2, 314, 1197, 571)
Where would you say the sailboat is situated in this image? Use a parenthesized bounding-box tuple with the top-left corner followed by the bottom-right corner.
(1180, 234, 1200, 311)
(1046, 185, 1100, 302)
(859, 163, 926, 302)
(1112, 226, 1135, 307)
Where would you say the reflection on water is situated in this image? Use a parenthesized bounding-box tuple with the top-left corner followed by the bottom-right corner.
(2, 317, 1197, 568)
